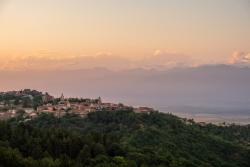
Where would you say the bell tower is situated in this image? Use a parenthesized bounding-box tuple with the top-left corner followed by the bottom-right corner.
(60, 93, 65, 101)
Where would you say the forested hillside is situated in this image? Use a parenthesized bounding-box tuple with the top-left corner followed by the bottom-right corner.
(0, 110, 249, 167)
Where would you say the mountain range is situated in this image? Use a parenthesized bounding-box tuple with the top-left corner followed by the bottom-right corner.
(1, 65, 250, 111)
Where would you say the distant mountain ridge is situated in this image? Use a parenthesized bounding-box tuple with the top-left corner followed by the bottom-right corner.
(1, 65, 250, 110)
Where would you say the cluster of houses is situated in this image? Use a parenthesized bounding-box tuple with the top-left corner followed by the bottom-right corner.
(0, 101, 35, 119)
(0, 91, 156, 120)
(37, 94, 156, 117)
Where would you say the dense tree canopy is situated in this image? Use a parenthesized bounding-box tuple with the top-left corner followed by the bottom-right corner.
(0, 110, 249, 167)
(0, 89, 44, 109)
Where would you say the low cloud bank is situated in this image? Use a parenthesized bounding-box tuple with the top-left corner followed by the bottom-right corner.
(1, 50, 250, 71)
(228, 51, 250, 65)
(0, 50, 195, 71)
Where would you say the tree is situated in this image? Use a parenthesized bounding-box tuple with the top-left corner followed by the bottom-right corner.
(77, 145, 92, 165)
(92, 143, 106, 157)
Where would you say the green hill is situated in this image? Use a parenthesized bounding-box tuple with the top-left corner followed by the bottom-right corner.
(0, 110, 249, 167)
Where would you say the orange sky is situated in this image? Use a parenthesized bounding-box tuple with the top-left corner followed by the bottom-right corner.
(0, 0, 250, 70)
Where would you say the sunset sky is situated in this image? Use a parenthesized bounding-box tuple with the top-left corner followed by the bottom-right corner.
(0, 0, 250, 70)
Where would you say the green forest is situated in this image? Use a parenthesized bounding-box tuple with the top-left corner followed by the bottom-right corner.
(0, 110, 249, 167)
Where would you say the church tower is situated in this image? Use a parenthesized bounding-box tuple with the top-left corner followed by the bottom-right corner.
(60, 93, 65, 101)
(97, 96, 102, 104)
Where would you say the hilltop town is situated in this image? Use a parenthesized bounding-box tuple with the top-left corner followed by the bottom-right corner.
(0, 89, 156, 120)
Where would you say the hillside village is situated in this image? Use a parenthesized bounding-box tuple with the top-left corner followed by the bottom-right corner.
(0, 89, 156, 120)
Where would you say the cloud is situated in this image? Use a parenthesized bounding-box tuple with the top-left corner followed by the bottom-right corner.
(0, 54, 134, 71)
(96, 52, 113, 57)
(228, 51, 250, 65)
(0, 50, 197, 71)
(139, 50, 195, 69)
(153, 50, 164, 57)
